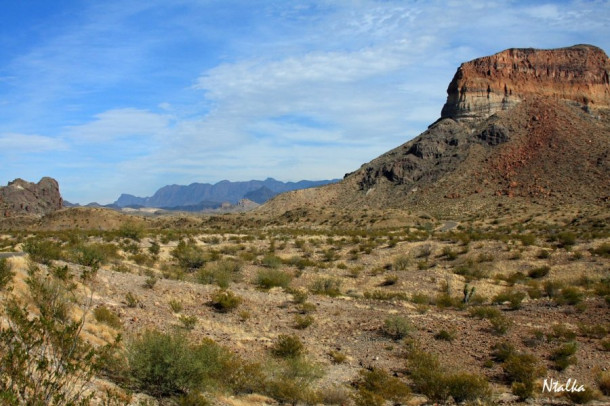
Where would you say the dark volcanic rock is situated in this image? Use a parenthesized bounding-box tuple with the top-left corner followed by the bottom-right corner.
(0, 177, 63, 217)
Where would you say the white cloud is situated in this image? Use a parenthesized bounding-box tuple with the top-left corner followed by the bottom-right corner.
(65, 109, 172, 143)
(0, 133, 67, 153)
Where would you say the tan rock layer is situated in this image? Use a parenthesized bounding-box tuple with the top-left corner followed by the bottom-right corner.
(441, 44, 610, 120)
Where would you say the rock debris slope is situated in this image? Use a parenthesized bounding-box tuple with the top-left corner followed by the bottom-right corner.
(261, 45, 610, 216)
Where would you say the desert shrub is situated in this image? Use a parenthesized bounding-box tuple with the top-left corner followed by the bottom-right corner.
(289, 288, 308, 304)
(492, 341, 517, 362)
(169, 299, 183, 313)
(125, 292, 140, 308)
(0, 258, 14, 290)
(577, 323, 607, 339)
(364, 290, 409, 301)
(601, 338, 610, 351)
(591, 243, 610, 258)
(453, 264, 487, 281)
(537, 249, 551, 259)
(22, 238, 63, 265)
(143, 274, 157, 289)
(598, 371, 610, 395)
(555, 231, 576, 248)
(544, 280, 565, 298)
(256, 269, 292, 290)
(178, 314, 198, 330)
(293, 315, 314, 330)
(492, 289, 526, 310)
(502, 352, 546, 400)
(271, 334, 304, 358)
(383, 315, 411, 340)
(441, 247, 458, 260)
(0, 284, 113, 404)
(328, 350, 347, 364)
(262, 356, 323, 404)
(379, 274, 398, 286)
(555, 286, 584, 305)
(94, 305, 122, 329)
(127, 330, 235, 397)
(148, 240, 160, 256)
(410, 292, 434, 305)
(393, 255, 410, 271)
(469, 306, 502, 319)
(406, 348, 490, 402)
(517, 233, 536, 246)
(197, 259, 242, 288)
(50, 264, 70, 281)
(73, 243, 118, 268)
(118, 222, 143, 241)
(528, 266, 550, 279)
(548, 323, 578, 342)
(171, 240, 207, 271)
(353, 368, 411, 406)
(550, 342, 578, 371)
(434, 329, 456, 341)
(309, 277, 341, 297)
(209, 290, 242, 313)
(489, 313, 512, 335)
(565, 386, 601, 404)
(260, 254, 282, 269)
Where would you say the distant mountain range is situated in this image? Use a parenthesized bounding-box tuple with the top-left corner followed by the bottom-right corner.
(113, 178, 339, 208)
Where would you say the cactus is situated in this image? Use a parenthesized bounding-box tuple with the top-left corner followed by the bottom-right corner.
(463, 284, 476, 304)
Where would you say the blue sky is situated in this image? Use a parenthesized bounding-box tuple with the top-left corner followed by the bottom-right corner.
(1, 0, 608, 204)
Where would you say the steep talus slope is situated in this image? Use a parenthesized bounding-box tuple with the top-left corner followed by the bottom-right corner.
(0, 177, 63, 217)
(260, 45, 610, 217)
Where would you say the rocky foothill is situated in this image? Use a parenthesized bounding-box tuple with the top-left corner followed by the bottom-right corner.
(0, 177, 63, 217)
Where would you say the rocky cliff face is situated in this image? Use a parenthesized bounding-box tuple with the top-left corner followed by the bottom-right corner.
(0, 177, 63, 217)
(441, 45, 610, 121)
(261, 44, 610, 216)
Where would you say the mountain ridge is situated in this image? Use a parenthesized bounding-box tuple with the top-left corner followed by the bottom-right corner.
(114, 177, 339, 208)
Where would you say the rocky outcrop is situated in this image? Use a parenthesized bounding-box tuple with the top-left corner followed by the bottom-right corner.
(0, 177, 63, 217)
(441, 45, 610, 121)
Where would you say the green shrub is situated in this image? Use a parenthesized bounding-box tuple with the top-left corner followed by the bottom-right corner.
(379, 274, 398, 286)
(591, 243, 610, 258)
(489, 313, 513, 335)
(565, 386, 601, 404)
(171, 240, 207, 271)
(393, 255, 410, 271)
(210, 289, 242, 313)
(353, 368, 411, 405)
(550, 342, 578, 371)
(469, 306, 502, 320)
(528, 266, 550, 279)
(197, 259, 242, 288)
(169, 299, 183, 313)
(364, 290, 409, 301)
(256, 269, 292, 290)
(293, 315, 314, 330)
(556, 231, 576, 248)
(406, 348, 490, 403)
(383, 315, 411, 340)
(94, 306, 122, 329)
(492, 341, 517, 362)
(271, 334, 304, 358)
(261, 254, 282, 269)
(502, 352, 546, 399)
(22, 238, 63, 265)
(555, 287, 584, 305)
(179, 314, 198, 330)
(125, 292, 140, 308)
(492, 289, 526, 310)
(598, 371, 610, 395)
(127, 330, 235, 396)
(309, 277, 341, 297)
(434, 329, 456, 341)
(0, 258, 14, 290)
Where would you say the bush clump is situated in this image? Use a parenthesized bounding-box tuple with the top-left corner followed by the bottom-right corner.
(256, 269, 292, 290)
(309, 277, 342, 297)
(353, 367, 411, 406)
(94, 305, 122, 329)
(406, 348, 490, 403)
(171, 240, 207, 271)
(382, 315, 412, 340)
(271, 334, 304, 358)
(209, 289, 242, 313)
(0, 258, 14, 290)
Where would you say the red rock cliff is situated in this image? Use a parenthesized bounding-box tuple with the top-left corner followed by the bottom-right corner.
(441, 44, 610, 120)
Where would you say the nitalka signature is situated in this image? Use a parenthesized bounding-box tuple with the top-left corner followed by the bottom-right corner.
(542, 378, 585, 393)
